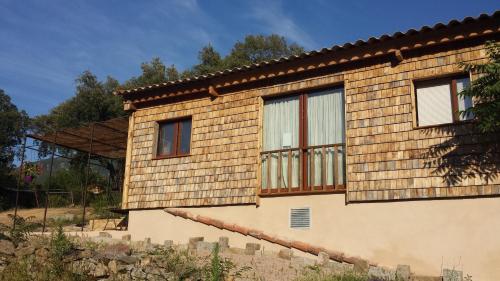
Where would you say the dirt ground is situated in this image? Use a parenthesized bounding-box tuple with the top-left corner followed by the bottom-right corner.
(0, 207, 87, 225)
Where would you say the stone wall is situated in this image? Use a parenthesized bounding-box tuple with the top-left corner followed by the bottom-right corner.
(0, 234, 446, 281)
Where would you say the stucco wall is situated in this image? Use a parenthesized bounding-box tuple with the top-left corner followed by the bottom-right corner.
(128, 195, 500, 281)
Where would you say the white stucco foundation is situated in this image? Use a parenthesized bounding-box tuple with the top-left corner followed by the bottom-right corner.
(128, 195, 500, 281)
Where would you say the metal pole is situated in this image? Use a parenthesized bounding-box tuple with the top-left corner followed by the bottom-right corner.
(42, 132, 57, 233)
(13, 136, 27, 230)
(81, 124, 94, 231)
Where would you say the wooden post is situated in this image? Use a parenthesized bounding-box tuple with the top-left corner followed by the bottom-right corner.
(287, 150, 292, 191)
(277, 151, 282, 190)
(81, 124, 94, 231)
(13, 135, 26, 230)
(322, 146, 326, 190)
(42, 131, 57, 233)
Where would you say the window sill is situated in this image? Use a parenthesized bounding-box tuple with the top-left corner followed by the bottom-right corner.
(259, 188, 346, 197)
(152, 154, 191, 160)
(414, 119, 475, 130)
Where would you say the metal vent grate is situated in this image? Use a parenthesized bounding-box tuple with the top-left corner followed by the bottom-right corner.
(290, 207, 311, 229)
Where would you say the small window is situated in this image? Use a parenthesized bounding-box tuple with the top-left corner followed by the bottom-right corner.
(415, 75, 472, 127)
(157, 117, 192, 157)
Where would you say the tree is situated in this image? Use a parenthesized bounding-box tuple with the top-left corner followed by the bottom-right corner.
(122, 57, 180, 90)
(33, 71, 124, 132)
(459, 41, 500, 133)
(184, 34, 306, 77)
(224, 34, 305, 69)
(0, 89, 28, 190)
(190, 44, 223, 76)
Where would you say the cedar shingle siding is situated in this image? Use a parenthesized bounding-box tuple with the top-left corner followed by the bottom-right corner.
(122, 14, 500, 209)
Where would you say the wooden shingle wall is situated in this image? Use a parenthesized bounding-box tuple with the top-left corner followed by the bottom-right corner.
(125, 42, 500, 209)
(343, 44, 500, 201)
(127, 92, 260, 208)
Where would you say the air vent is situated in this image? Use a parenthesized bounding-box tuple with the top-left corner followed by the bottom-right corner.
(290, 207, 311, 229)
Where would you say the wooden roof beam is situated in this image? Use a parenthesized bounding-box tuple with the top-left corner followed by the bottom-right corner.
(208, 85, 219, 98)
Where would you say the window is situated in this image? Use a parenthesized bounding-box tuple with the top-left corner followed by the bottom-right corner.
(415, 75, 473, 127)
(261, 87, 345, 194)
(156, 117, 192, 157)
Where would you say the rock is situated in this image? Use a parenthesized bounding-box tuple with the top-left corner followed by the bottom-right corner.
(245, 243, 261, 255)
(99, 232, 112, 238)
(188, 237, 204, 251)
(278, 248, 293, 260)
(0, 240, 15, 256)
(218, 237, 229, 250)
(443, 269, 463, 281)
(196, 241, 216, 253)
(35, 248, 49, 260)
(107, 259, 124, 274)
(396, 264, 411, 281)
(352, 258, 369, 274)
(163, 240, 173, 248)
(79, 249, 93, 259)
(368, 266, 396, 280)
(122, 234, 131, 241)
(141, 256, 152, 266)
(130, 267, 147, 280)
(93, 262, 109, 278)
(117, 255, 139, 264)
(99, 243, 131, 259)
(317, 251, 329, 265)
(15, 246, 35, 258)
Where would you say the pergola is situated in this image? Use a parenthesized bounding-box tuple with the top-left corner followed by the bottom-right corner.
(12, 117, 129, 232)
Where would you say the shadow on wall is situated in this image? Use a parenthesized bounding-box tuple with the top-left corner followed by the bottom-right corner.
(421, 123, 499, 186)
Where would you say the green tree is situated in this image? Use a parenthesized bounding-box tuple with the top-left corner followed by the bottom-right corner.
(33, 71, 124, 132)
(190, 44, 223, 76)
(184, 34, 305, 77)
(122, 57, 180, 89)
(459, 41, 500, 133)
(224, 34, 305, 69)
(0, 89, 28, 184)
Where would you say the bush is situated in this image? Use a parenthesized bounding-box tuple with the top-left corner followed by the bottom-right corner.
(203, 243, 251, 281)
(295, 266, 393, 281)
(0, 214, 40, 245)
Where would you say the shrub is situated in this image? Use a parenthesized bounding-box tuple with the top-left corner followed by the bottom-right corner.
(0, 214, 40, 245)
(295, 266, 391, 281)
(203, 243, 251, 281)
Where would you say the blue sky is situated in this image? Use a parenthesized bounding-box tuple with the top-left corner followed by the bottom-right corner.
(0, 0, 497, 116)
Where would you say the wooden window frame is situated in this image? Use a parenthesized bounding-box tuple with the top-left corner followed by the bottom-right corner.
(414, 74, 472, 128)
(155, 117, 192, 159)
(260, 87, 346, 195)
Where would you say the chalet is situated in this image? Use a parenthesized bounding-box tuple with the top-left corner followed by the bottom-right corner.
(116, 12, 500, 280)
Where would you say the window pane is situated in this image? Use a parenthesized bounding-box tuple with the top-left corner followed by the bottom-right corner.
(416, 82, 453, 126)
(307, 88, 345, 146)
(158, 122, 175, 156)
(263, 96, 299, 150)
(456, 77, 473, 120)
(179, 119, 192, 154)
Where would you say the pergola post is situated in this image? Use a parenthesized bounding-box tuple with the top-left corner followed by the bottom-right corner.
(81, 124, 95, 231)
(42, 131, 58, 233)
(13, 135, 27, 230)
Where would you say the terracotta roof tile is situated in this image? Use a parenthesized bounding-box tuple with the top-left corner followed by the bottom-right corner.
(116, 11, 499, 97)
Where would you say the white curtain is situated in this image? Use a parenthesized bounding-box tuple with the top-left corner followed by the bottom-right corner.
(262, 96, 300, 190)
(456, 77, 473, 120)
(307, 88, 345, 186)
